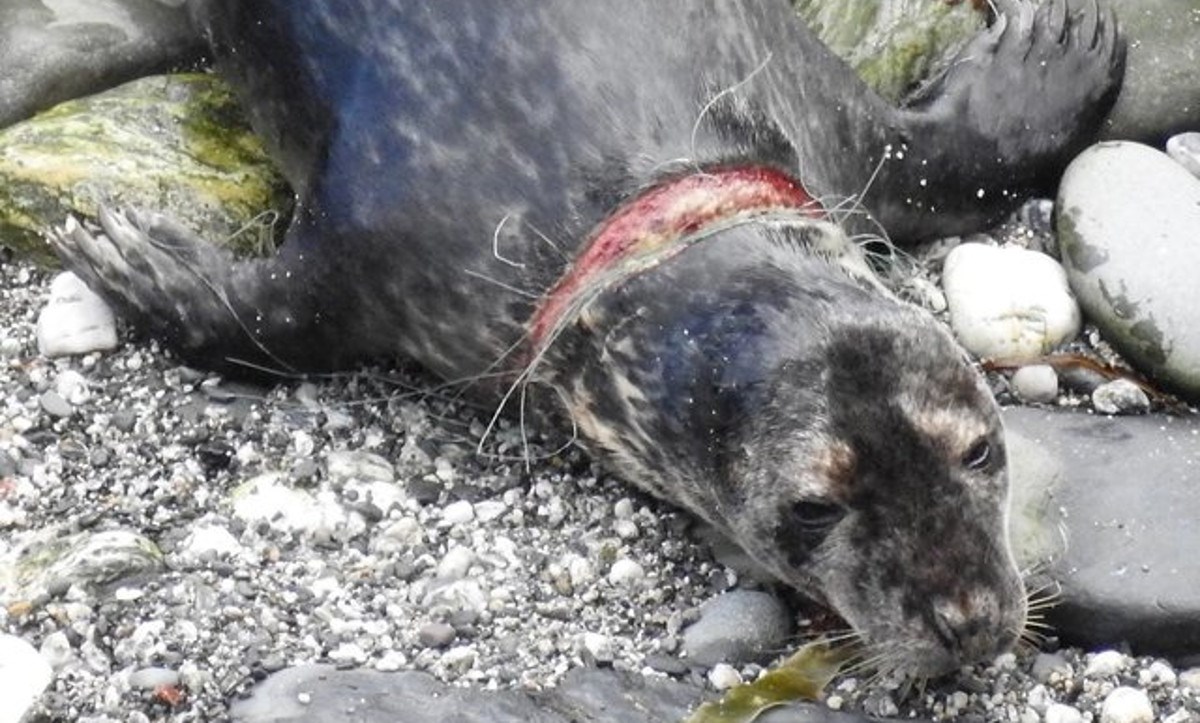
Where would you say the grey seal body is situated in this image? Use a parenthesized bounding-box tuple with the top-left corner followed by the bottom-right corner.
(49, 0, 1123, 676)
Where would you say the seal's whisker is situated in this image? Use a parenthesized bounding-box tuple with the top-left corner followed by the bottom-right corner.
(522, 219, 570, 261)
(1018, 627, 1049, 646)
(463, 268, 541, 299)
(688, 52, 774, 174)
(490, 212, 526, 268)
(1023, 618, 1056, 631)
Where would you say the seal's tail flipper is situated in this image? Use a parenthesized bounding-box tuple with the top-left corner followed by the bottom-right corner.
(49, 207, 331, 376)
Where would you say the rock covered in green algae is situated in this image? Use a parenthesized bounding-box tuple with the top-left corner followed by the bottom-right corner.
(0, 73, 292, 266)
(792, 0, 984, 104)
(0, 527, 163, 609)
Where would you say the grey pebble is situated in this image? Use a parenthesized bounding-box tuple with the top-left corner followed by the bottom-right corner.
(111, 408, 137, 432)
(39, 390, 72, 418)
(418, 622, 456, 649)
(682, 590, 791, 666)
(129, 666, 181, 690)
(1091, 379, 1150, 415)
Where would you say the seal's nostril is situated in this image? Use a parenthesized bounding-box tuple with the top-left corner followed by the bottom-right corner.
(931, 595, 1001, 663)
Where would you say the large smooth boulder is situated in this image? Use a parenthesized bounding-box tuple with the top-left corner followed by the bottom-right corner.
(1101, 0, 1200, 143)
(1056, 142, 1200, 401)
(0, 0, 201, 128)
(1005, 407, 1200, 656)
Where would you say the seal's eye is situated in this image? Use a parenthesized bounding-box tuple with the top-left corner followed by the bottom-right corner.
(790, 500, 846, 532)
(962, 437, 991, 471)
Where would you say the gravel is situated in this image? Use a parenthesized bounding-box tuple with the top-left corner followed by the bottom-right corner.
(4, 257, 1200, 721)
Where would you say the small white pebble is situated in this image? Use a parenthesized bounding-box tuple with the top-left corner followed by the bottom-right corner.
(613, 519, 638, 539)
(613, 498, 635, 519)
(607, 558, 645, 587)
(1140, 660, 1177, 686)
(1085, 649, 1128, 678)
(580, 632, 614, 663)
(436, 545, 475, 580)
(440, 499, 475, 526)
(708, 663, 742, 691)
(1011, 364, 1059, 403)
(473, 499, 506, 522)
(297, 692, 312, 705)
(1026, 684, 1051, 714)
(1178, 667, 1200, 690)
(1100, 686, 1154, 723)
(1045, 703, 1084, 723)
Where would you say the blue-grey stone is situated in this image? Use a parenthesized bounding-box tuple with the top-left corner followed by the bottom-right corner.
(1004, 407, 1200, 656)
(682, 590, 793, 666)
(230, 665, 563, 723)
(230, 664, 889, 723)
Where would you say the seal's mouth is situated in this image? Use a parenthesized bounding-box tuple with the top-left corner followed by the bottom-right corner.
(526, 166, 824, 356)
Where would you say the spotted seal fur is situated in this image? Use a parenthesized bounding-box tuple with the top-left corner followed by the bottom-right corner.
(49, 0, 1123, 676)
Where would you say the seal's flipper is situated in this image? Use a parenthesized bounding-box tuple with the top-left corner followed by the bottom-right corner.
(870, 0, 1124, 240)
(49, 208, 336, 375)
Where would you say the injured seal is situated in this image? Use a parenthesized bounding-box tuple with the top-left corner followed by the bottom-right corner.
(49, 0, 1124, 676)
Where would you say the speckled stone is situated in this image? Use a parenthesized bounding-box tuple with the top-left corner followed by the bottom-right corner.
(1058, 141, 1200, 400)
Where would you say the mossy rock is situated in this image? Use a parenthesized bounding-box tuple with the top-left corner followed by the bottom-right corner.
(0, 73, 292, 266)
(793, 0, 985, 104)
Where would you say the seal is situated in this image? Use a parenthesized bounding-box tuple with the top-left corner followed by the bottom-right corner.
(49, 0, 1124, 677)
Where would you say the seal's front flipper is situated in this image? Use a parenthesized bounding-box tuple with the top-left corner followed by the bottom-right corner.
(876, 0, 1125, 240)
(49, 207, 333, 375)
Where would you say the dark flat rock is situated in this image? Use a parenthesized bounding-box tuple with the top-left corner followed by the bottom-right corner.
(229, 665, 563, 723)
(230, 664, 890, 723)
(1004, 407, 1200, 657)
(0, 0, 201, 128)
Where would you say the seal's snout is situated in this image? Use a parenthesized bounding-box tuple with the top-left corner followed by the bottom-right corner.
(930, 590, 1020, 666)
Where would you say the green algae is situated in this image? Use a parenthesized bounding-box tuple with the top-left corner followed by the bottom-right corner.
(684, 641, 852, 723)
(793, 0, 985, 103)
(0, 73, 291, 266)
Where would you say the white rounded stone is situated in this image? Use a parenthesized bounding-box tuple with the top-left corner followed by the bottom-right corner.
(54, 369, 90, 405)
(580, 633, 614, 663)
(943, 243, 1080, 360)
(441, 499, 475, 526)
(179, 524, 244, 561)
(0, 633, 53, 723)
(36, 272, 119, 357)
(707, 663, 743, 691)
(1099, 686, 1154, 723)
(1011, 364, 1059, 403)
(1045, 703, 1084, 723)
(607, 558, 645, 587)
(436, 545, 475, 580)
(1085, 649, 1129, 678)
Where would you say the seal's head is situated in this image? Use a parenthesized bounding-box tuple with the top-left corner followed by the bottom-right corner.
(726, 311, 1024, 677)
